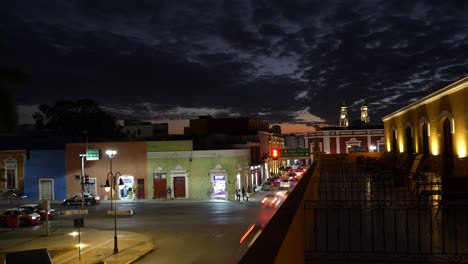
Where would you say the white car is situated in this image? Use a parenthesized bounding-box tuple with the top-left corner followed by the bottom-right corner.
(279, 179, 290, 188)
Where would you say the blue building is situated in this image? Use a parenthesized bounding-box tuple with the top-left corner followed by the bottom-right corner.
(24, 150, 66, 200)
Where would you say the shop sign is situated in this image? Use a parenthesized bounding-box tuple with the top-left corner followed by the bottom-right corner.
(86, 149, 100, 161)
(282, 149, 310, 157)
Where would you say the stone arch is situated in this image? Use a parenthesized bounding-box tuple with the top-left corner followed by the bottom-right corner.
(438, 111, 454, 178)
(438, 110, 455, 134)
(404, 122, 414, 154)
(418, 116, 430, 155)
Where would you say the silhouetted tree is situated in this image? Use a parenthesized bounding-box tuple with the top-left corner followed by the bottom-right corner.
(0, 68, 29, 134)
(33, 99, 122, 138)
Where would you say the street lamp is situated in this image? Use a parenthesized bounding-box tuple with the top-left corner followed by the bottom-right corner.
(105, 150, 117, 210)
(104, 149, 124, 254)
(105, 171, 124, 254)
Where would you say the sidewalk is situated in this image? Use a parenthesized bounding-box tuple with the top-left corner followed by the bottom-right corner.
(0, 227, 155, 264)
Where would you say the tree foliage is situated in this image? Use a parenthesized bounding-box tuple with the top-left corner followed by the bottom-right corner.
(33, 99, 122, 138)
(0, 67, 30, 134)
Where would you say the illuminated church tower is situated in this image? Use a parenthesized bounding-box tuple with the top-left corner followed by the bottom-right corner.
(339, 102, 349, 127)
(361, 101, 370, 124)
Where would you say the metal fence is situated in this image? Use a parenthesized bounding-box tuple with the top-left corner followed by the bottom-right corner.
(304, 158, 468, 263)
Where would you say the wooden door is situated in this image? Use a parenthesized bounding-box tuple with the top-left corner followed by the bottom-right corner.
(137, 179, 145, 199)
(173, 177, 186, 198)
(153, 173, 167, 199)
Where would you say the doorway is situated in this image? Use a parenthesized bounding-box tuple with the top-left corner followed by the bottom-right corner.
(137, 179, 145, 199)
(153, 172, 167, 199)
(212, 175, 226, 199)
(173, 177, 186, 198)
(442, 118, 453, 179)
(39, 179, 53, 200)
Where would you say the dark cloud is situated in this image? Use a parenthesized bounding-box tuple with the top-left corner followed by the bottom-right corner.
(1, 0, 468, 132)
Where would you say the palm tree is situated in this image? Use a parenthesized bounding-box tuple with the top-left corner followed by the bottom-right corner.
(0, 68, 29, 134)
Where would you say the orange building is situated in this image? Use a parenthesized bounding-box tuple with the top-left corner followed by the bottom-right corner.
(65, 142, 147, 200)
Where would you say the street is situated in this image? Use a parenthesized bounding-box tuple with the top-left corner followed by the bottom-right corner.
(0, 194, 278, 263)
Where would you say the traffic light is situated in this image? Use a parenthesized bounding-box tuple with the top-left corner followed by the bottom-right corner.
(272, 148, 279, 160)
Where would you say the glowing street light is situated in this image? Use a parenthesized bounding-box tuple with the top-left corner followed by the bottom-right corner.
(104, 149, 124, 254)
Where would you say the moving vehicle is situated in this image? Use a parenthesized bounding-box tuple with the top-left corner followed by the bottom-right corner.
(19, 204, 56, 220)
(0, 208, 41, 226)
(63, 193, 100, 206)
(261, 181, 274, 191)
(275, 190, 288, 197)
(279, 179, 291, 188)
(261, 193, 282, 208)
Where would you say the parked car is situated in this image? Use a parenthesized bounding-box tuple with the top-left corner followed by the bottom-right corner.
(261, 193, 282, 208)
(19, 204, 56, 220)
(0, 208, 41, 226)
(63, 193, 100, 206)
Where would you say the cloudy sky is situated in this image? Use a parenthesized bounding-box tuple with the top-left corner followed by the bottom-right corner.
(2, 0, 468, 134)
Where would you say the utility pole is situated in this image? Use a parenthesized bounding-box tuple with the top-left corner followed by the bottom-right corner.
(79, 154, 86, 209)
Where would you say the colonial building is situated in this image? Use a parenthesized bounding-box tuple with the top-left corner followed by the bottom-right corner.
(0, 136, 68, 200)
(65, 140, 252, 201)
(382, 76, 468, 179)
(305, 126, 385, 156)
(0, 150, 27, 193)
(185, 116, 283, 187)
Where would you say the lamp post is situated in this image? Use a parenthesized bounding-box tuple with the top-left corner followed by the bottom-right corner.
(104, 149, 124, 254)
(105, 150, 117, 210)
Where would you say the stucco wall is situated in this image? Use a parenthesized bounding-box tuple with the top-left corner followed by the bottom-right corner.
(383, 79, 468, 158)
(24, 150, 66, 200)
(147, 149, 250, 200)
(65, 142, 147, 199)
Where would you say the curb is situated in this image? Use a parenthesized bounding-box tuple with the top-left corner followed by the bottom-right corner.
(126, 248, 156, 264)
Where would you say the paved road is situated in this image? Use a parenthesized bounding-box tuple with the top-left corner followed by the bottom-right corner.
(0, 191, 280, 263)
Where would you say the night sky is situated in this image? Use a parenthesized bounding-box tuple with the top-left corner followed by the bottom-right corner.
(2, 1, 468, 134)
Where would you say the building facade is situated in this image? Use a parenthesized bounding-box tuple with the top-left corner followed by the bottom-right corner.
(65, 141, 148, 201)
(382, 76, 468, 178)
(0, 150, 27, 193)
(147, 142, 250, 200)
(24, 150, 67, 200)
(305, 128, 385, 156)
(65, 140, 251, 201)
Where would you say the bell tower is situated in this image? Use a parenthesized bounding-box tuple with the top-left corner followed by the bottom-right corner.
(339, 102, 349, 127)
(361, 101, 370, 124)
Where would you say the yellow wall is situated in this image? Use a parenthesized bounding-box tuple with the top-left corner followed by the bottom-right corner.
(383, 78, 468, 158)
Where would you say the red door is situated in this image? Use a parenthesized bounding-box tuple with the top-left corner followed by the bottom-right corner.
(173, 177, 186, 198)
(137, 179, 145, 199)
(153, 173, 167, 199)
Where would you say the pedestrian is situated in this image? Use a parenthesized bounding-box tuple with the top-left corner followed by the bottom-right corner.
(241, 186, 246, 201)
(236, 189, 241, 201)
(167, 187, 172, 200)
